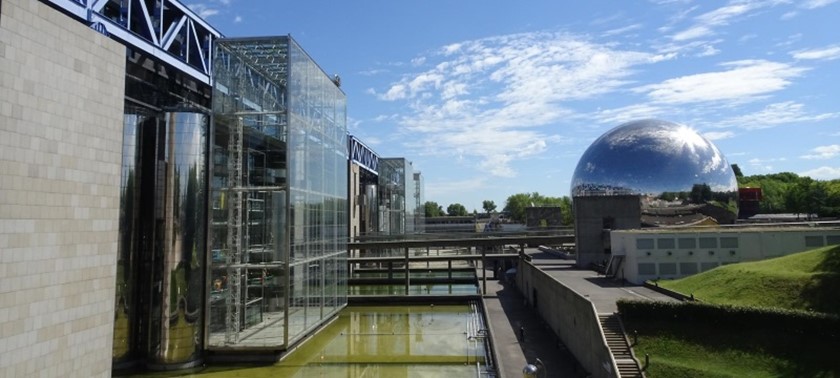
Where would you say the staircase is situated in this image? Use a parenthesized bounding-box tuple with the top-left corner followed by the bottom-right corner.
(599, 313, 644, 378)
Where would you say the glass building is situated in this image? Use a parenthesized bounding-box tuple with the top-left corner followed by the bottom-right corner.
(378, 158, 422, 236)
(207, 36, 348, 350)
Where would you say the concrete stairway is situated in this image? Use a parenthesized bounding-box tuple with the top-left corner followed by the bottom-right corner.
(599, 313, 644, 378)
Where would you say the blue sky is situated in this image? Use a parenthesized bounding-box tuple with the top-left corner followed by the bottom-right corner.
(189, 0, 840, 212)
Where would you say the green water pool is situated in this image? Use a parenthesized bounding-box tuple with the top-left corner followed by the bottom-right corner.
(123, 304, 491, 377)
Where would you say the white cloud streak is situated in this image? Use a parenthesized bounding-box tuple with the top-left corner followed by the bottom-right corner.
(703, 131, 736, 140)
(801, 144, 840, 160)
(636, 60, 806, 104)
(189, 4, 219, 18)
(670, 1, 786, 41)
(800, 166, 840, 180)
(717, 101, 839, 129)
(792, 45, 840, 60)
(802, 0, 838, 9)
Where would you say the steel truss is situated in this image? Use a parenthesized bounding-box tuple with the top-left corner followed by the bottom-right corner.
(42, 0, 223, 84)
(349, 135, 379, 175)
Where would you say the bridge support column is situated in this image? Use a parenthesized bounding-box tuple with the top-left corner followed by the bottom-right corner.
(481, 249, 487, 295)
(404, 247, 410, 295)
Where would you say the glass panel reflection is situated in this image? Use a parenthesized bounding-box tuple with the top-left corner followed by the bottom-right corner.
(209, 36, 347, 350)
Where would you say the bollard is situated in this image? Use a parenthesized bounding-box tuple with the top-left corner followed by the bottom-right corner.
(644, 353, 650, 371)
(633, 330, 638, 346)
(519, 325, 526, 342)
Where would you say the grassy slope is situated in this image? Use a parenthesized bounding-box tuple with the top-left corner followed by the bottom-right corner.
(628, 245, 840, 377)
(658, 244, 840, 314)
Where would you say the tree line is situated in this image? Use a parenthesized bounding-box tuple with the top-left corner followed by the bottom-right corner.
(735, 167, 840, 218)
(423, 193, 574, 225)
(422, 166, 839, 222)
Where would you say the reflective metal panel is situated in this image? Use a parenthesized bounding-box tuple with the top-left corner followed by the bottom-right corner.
(113, 111, 144, 362)
(149, 111, 208, 365)
(571, 119, 738, 225)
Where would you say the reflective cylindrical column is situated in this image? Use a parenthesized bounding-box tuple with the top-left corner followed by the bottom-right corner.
(113, 111, 145, 364)
(148, 110, 209, 367)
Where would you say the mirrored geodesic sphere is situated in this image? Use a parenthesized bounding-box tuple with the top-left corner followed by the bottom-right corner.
(571, 119, 738, 226)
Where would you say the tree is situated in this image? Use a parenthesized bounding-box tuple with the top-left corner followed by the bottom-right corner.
(446, 203, 468, 216)
(731, 163, 743, 178)
(503, 193, 533, 223)
(482, 200, 497, 213)
(502, 192, 574, 225)
(424, 201, 444, 217)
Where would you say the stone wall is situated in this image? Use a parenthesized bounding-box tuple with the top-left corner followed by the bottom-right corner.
(0, 0, 125, 376)
(517, 260, 619, 378)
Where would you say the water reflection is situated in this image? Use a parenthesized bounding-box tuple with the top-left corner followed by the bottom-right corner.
(120, 305, 489, 378)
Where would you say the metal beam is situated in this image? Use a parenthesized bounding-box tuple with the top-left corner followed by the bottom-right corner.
(348, 235, 575, 250)
(42, 0, 223, 84)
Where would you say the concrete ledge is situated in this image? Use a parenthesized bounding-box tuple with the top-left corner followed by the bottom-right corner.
(643, 281, 697, 301)
(348, 294, 482, 305)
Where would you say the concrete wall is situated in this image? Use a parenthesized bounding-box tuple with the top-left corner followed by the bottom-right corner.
(573, 196, 641, 268)
(517, 260, 619, 378)
(0, 0, 126, 376)
(613, 227, 840, 284)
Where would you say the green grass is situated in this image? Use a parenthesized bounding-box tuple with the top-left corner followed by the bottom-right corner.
(658, 244, 840, 314)
(627, 319, 839, 378)
(627, 245, 840, 377)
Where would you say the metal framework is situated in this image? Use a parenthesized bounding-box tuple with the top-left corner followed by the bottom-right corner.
(224, 117, 244, 344)
(42, 0, 223, 84)
(349, 135, 379, 175)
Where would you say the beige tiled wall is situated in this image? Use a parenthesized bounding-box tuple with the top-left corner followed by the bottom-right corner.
(0, 0, 126, 376)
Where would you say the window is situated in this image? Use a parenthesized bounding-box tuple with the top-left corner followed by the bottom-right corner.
(636, 238, 654, 249)
(638, 263, 656, 275)
(657, 238, 675, 249)
(678, 238, 696, 249)
(680, 263, 698, 274)
(659, 263, 677, 275)
(805, 236, 824, 247)
(699, 237, 717, 249)
(720, 237, 739, 248)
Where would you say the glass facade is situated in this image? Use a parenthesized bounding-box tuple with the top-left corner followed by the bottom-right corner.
(378, 158, 420, 236)
(209, 36, 348, 350)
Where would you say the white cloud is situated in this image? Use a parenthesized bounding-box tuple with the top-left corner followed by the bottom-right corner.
(791, 45, 840, 60)
(781, 11, 798, 19)
(800, 166, 840, 180)
(802, 0, 838, 9)
(748, 156, 787, 172)
(593, 104, 664, 125)
(670, 1, 787, 42)
(718, 101, 839, 129)
(636, 60, 806, 104)
(603, 23, 644, 37)
(801, 144, 840, 160)
(378, 32, 669, 177)
(696, 44, 720, 57)
(189, 4, 220, 18)
(703, 131, 736, 140)
(672, 26, 712, 41)
(380, 84, 407, 101)
(233, 15, 242, 23)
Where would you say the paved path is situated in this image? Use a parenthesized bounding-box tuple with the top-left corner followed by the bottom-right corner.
(482, 272, 585, 378)
(483, 252, 677, 377)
